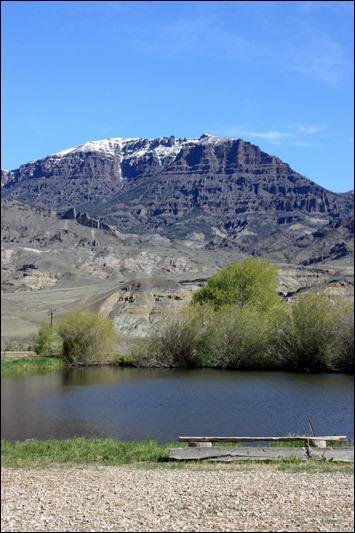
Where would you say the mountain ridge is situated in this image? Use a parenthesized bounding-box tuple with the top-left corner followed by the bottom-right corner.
(2, 127, 353, 342)
(1, 133, 353, 266)
(2, 134, 352, 210)
(2, 134, 352, 193)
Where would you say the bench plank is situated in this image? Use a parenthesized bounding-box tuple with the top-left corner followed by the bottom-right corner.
(179, 436, 347, 443)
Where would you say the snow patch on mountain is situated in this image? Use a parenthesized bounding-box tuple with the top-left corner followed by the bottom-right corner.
(52, 137, 141, 158)
(49, 134, 231, 161)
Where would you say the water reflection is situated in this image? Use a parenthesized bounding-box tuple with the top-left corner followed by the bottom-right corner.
(62, 366, 124, 387)
(2, 368, 354, 443)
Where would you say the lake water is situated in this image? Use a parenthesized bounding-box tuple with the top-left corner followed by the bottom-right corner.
(1, 367, 354, 443)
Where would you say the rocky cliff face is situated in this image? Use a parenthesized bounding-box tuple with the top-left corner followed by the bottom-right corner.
(2, 134, 353, 269)
(2, 135, 352, 240)
(1, 134, 354, 342)
(1, 169, 11, 188)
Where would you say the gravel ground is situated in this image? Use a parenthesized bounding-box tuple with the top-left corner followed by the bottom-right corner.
(1, 465, 353, 532)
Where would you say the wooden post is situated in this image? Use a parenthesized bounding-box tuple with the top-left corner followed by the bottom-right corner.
(308, 418, 316, 437)
(307, 418, 326, 447)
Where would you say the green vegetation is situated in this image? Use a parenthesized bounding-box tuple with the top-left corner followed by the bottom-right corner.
(192, 258, 279, 311)
(115, 353, 135, 366)
(33, 323, 62, 356)
(3, 311, 120, 372)
(267, 439, 347, 448)
(4, 340, 33, 351)
(1, 439, 352, 473)
(57, 311, 118, 365)
(330, 299, 354, 373)
(202, 305, 279, 370)
(1, 357, 63, 377)
(277, 293, 342, 372)
(133, 304, 213, 368)
(136, 294, 354, 373)
(269, 460, 353, 474)
(133, 260, 354, 373)
(3, 259, 353, 374)
(1, 438, 178, 467)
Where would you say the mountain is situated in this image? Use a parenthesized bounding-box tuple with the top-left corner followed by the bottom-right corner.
(2, 196, 353, 345)
(1, 134, 353, 343)
(1, 169, 12, 188)
(2, 134, 352, 239)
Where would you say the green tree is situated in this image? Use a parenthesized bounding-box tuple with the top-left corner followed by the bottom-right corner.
(206, 305, 274, 369)
(33, 323, 62, 356)
(330, 299, 354, 373)
(133, 304, 213, 368)
(192, 258, 280, 311)
(277, 292, 334, 372)
(57, 311, 118, 365)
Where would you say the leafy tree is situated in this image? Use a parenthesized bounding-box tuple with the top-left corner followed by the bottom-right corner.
(206, 305, 274, 369)
(277, 292, 334, 372)
(192, 258, 280, 311)
(133, 304, 213, 368)
(330, 299, 354, 373)
(132, 291, 353, 374)
(57, 311, 118, 365)
(33, 323, 62, 356)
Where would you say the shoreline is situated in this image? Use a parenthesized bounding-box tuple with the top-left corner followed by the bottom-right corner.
(2, 355, 354, 377)
(2, 438, 353, 470)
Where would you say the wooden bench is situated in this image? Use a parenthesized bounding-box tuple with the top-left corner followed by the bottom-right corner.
(179, 435, 347, 447)
(169, 435, 353, 462)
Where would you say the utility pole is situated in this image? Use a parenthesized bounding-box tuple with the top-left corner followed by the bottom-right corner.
(49, 308, 54, 329)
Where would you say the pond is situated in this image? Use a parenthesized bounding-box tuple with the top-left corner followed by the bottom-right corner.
(1, 367, 354, 442)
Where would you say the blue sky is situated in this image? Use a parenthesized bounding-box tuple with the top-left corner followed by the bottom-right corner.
(2, 1, 354, 192)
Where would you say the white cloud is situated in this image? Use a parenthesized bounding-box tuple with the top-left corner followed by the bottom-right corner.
(295, 125, 324, 135)
(242, 131, 292, 141)
(130, 11, 350, 86)
(283, 30, 349, 85)
(221, 124, 325, 146)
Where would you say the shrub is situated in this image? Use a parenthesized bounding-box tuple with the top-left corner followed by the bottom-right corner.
(132, 303, 287, 370)
(33, 323, 62, 356)
(130, 282, 353, 374)
(132, 304, 213, 368)
(57, 311, 118, 365)
(192, 258, 280, 311)
(205, 305, 281, 369)
(4, 340, 33, 351)
(330, 299, 354, 373)
(277, 292, 334, 372)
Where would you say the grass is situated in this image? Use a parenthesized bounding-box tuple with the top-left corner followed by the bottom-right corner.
(268, 439, 349, 448)
(1, 356, 64, 377)
(114, 353, 135, 367)
(141, 458, 354, 474)
(1, 439, 353, 474)
(1, 438, 181, 467)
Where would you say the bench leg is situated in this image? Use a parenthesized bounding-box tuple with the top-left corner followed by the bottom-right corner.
(188, 442, 213, 448)
(310, 440, 327, 448)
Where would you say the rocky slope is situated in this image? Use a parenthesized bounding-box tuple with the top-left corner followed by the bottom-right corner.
(1, 198, 353, 343)
(1, 134, 353, 342)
